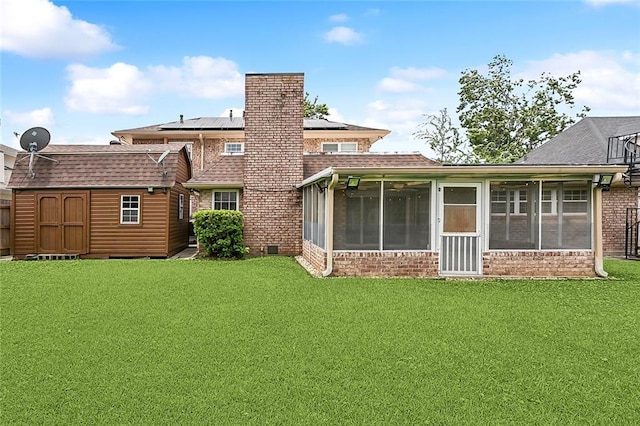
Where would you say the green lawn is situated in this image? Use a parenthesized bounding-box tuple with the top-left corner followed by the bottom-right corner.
(1, 258, 639, 425)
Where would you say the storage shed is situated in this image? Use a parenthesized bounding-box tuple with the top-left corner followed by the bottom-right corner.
(8, 143, 191, 259)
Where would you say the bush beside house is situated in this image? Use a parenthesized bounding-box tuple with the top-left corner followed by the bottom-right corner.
(193, 210, 248, 259)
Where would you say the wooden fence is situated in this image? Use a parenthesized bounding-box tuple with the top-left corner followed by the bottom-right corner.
(0, 201, 10, 256)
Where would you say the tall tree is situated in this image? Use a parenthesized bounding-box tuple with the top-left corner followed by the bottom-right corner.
(457, 54, 590, 163)
(303, 92, 329, 119)
(413, 108, 475, 164)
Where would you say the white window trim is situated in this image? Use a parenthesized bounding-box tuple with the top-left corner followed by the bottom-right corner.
(321, 142, 358, 153)
(120, 194, 141, 224)
(212, 190, 240, 211)
(223, 142, 244, 154)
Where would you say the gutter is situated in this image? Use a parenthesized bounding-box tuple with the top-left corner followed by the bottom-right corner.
(593, 187, 608, 278)
(322, 173, 339, 277)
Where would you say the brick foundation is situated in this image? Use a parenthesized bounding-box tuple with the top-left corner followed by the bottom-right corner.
(302, 240, 327, 272)
(331, 251, 440, 278)
(482, 251, 595, 277)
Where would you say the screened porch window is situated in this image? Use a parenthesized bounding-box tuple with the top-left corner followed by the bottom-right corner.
(541, 181, 591, 249)
(489, 182, 539, 250)
(489, 180, 591, 250)
(303, 184, 326, 249)
(333, 180, 432, 250)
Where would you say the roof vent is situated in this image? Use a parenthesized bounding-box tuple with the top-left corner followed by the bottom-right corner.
(179, 114, 184, 123)
(109, 140, 122, 145)
(229, 110, 233, 120)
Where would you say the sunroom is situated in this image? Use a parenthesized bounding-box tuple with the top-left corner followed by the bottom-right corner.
(300, 164, 626, 278)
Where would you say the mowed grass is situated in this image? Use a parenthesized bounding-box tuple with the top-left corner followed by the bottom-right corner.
(1, 258, 639, 425)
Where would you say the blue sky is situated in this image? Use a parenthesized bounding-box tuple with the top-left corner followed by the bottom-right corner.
(1, 0, 639, 156)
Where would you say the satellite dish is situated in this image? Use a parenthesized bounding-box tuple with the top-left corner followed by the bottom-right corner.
(18, 127, 53, 179)
(157, 149, 170, 164)
(19, 127, 51, 152)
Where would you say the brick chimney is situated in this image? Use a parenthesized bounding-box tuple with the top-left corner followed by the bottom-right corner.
(243, 73, 304, 255)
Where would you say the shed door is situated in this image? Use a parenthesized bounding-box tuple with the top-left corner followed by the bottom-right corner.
(37, 192, 88, 254)
(438, 183, 482, 275)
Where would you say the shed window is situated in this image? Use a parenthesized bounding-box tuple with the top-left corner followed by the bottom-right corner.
(121, 195, 140, 224)
(213, 191, 239, 210)
(178, 193, 185, 220)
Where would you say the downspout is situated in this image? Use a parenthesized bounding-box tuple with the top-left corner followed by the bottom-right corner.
(322, 173, 339, 277)
(199, 133, 204, 171)
(593, 187, 607, 278)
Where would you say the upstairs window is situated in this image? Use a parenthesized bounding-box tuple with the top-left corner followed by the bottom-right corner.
(224, 143, 244, 154)
(321, 142, 357, 153)
(121, 195, 140, 224)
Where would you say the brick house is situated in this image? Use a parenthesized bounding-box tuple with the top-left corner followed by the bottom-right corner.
(113, 73, 628, 277)
(517, 116, 640, 257)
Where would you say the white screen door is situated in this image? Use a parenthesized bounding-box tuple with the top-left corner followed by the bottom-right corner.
(439, 183, 481, 275)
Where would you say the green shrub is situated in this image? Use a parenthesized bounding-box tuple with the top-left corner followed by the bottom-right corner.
(192, 210, 248, 259)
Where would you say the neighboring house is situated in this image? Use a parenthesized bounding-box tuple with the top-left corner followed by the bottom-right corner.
(115, 73, 625, 278)
(517, 116, 640, 257)
(0, 144, 18, 255)
(1, 143, 18, 203)
(8, 144, 191, 259)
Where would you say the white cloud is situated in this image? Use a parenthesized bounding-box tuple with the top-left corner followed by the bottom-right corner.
(329, 13, 348, 23)
(323, 26, 364, 45)
(4, 107, 55, 127)
(377, 78, 424, 93)
(376, 66, 448, 93)
(149, 56, 243, 99)
(364, 98, 431, 153)
(326, 107, 346, 123)
(0, 0, 117, 59)
(64, 62, 151, 114)
(63, 56, 243, 116)
(520, 50, 640, 114)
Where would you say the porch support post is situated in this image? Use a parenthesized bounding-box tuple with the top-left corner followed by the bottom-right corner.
(593, 187, 607, 278)
(322, 173, 339, 277)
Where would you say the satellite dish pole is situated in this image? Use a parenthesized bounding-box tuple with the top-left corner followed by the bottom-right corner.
(147, 149, 171, 176)
(17, 127, 56, 178)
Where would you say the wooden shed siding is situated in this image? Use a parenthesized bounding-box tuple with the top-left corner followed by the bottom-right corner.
(167, 186, 190, 256)
(89, 189, 169, 257)
(11, 191, 36, 256)
(176, 151, 192, 182)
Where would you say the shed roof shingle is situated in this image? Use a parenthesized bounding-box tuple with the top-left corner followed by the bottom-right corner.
(8, 144, 188, 189)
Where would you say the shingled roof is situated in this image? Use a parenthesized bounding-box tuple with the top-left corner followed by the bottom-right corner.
(186, 152, 439, 187)
(517, 116, 640, 165)
(8, 144, 189, 189)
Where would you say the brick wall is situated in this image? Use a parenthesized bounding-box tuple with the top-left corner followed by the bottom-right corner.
(332, 251, 440, 277)
(302, 240, 327, 272)
(483, 251, 595, 277)
(243, 73, 304, 256)
(602, 186, 639, 256)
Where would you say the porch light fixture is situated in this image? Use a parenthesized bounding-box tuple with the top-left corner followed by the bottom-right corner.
(147, 186, 154, 193)
(346, 176, 361, 190)
(596, 173, 614, 191)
